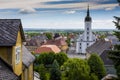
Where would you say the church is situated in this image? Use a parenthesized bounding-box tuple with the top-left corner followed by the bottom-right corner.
(76, 6, 96, 54)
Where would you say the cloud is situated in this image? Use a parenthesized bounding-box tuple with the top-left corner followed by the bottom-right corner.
(19, 7, 36, 14)
(90, 3, 118, 10)
(23, 19, 115, 29)
(105, 7, 115, 10)
(0, 0, 118, 13)
(43, 1, 82, 5)
(64, 10, 76, 14)
(92, 19, 115, 29)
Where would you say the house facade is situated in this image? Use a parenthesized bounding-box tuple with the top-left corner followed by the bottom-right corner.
(0, 19, 35, 80)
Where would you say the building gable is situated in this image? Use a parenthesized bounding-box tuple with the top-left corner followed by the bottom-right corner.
(0, 19, 25, 46)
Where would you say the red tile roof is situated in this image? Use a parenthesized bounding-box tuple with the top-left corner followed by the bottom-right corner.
(34, 45, 61, 54)
(45, 38, 67, 47)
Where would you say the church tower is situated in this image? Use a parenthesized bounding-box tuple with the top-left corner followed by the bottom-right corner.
(84, 5, 92, 42)
(76, 5, 96, 54)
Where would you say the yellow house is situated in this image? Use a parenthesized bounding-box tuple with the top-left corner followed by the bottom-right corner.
(0, 19, 35, 80)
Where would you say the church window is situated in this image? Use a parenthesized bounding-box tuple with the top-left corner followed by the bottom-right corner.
(87, 32, 89, 34)
(87, 36, 89, 40)
(87, 28, 89, 30)
(80, 43, 81, 45)
(87, 43, 89, 46)
(80, 47, 81, 49)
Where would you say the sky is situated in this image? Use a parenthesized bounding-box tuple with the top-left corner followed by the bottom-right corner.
(0, 0, 120, 29)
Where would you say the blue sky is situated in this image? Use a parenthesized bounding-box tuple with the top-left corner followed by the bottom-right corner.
(0, 0, 120, 29)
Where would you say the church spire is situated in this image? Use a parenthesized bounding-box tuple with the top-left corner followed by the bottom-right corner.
(85, 5, 92, 22)
(87, 5, 90, 17)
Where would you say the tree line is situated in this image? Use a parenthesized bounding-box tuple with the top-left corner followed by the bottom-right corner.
(34, 52, 106, 80)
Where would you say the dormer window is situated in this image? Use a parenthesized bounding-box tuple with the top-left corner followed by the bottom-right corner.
(15, 46, 21, 64)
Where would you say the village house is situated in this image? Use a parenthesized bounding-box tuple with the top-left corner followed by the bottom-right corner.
(0, 19, 35, 80)
(34, 45, 61, 54)
(44, 35, 68, 52)
(25, 34, 48, 52)
(106, 34, 120, 48)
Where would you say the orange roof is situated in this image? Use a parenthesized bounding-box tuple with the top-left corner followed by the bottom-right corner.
(34, 45, 61, 54)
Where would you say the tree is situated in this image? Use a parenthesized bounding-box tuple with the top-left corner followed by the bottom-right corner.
(108, 16, 120, 79)
(62, 58, 90, 80)
(50, 60, 61, 80)
(89, 73, 99, 80)
(45, 32, 52, 40)
(34, 64, 48, 80)
(88, 53, 106, 80)
(98, 34, 106, 39)
(66, 38, 70, 47)
(55, 52, 68, 66)
(38, 52, 55, 67)
(38, 64, 47, 80)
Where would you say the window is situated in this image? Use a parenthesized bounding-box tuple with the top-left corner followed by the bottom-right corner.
(15, 46, 21, 64)
(80, 47, 81, 49)
(87, 36, 89, 40)
(87, 28, 89, 30)
(80, 43, 81, 45)
(87, 43, 89, 46)
(87, 32, 89, 34)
